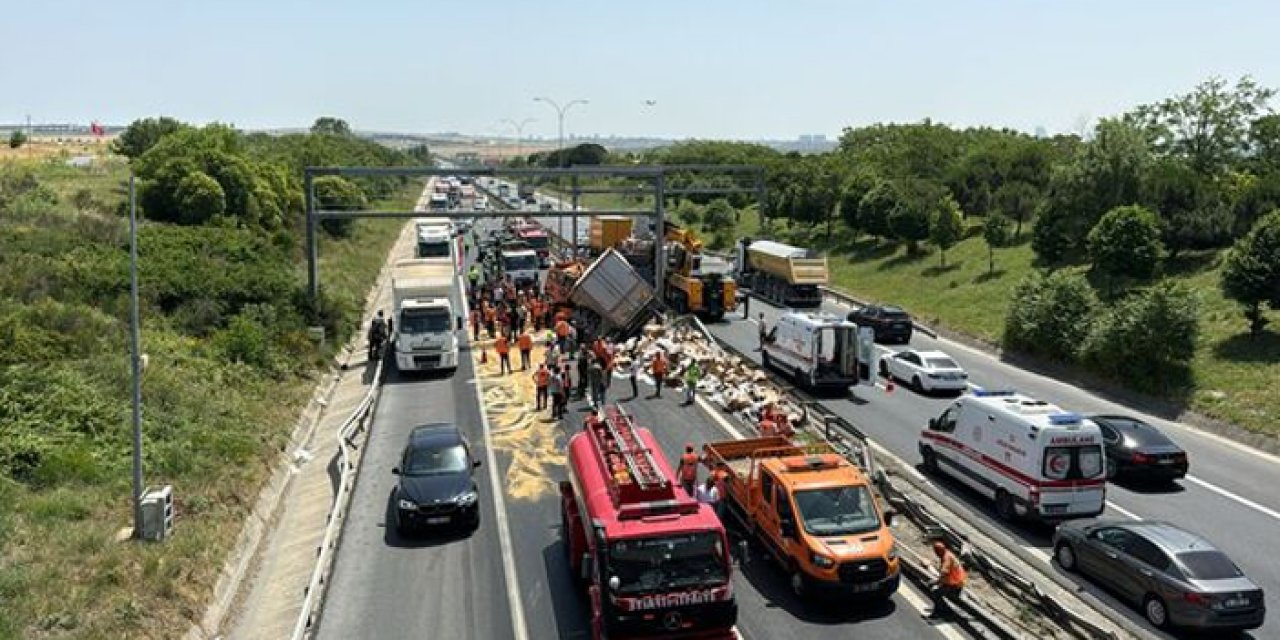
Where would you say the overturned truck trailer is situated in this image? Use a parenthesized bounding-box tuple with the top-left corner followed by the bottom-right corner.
(569, 248, 660, 339)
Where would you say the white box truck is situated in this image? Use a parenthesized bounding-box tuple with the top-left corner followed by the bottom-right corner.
(391, 260, 459, 373)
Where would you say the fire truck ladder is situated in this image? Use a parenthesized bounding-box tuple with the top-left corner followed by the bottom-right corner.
(602, 404, 666, 491)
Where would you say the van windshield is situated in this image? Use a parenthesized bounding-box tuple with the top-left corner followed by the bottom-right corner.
(504, 255, 539, 271)
(608, 532, 728, 595)
(793, 486, 881, 536)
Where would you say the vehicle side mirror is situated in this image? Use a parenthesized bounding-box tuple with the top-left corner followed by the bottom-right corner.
(391, 467, 401, 475)
(928, 418, 938, 431)
(780, 519, 797, 539)
(473, 459, 482, 469)
(884, 510, 897, 527)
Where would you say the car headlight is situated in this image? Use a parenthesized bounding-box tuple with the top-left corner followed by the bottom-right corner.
(398, 498, 417, 510)
(454, 491, 478, 506)
(810, 552, 835, 569)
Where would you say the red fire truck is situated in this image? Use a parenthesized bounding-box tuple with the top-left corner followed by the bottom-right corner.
(560, 405, 738, 639)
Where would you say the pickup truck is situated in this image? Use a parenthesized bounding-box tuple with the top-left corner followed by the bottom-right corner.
(703, 437, 900, 601)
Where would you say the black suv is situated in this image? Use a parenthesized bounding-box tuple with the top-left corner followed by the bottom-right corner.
(392, 424, 481, 533)
(847, 305, 913, 344)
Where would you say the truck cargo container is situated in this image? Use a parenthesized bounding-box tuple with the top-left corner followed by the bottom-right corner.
(390, 260, 459, 373)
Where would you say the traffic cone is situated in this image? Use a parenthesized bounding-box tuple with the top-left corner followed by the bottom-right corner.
(885, 379, 895, 394)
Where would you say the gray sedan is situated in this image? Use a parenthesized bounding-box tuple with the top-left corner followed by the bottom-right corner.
(1053, 520, 1265, 631)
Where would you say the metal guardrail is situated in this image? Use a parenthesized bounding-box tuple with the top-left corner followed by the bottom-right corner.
(290, 354, 385, 640)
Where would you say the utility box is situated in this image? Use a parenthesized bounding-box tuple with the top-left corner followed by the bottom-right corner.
(140, 485, 174, 541)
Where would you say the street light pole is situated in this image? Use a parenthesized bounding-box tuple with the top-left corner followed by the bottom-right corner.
(128, 175, 145, 538)
(534, 97, 588, 248)
(500, 117, 536, 162)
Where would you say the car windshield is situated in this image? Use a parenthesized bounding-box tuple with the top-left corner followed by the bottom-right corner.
(793, 486, 881, 536)
(1177, 550, 1244, 580)
(404, 443, 467, 475)
(608, 532, 728, 595)
(925, 357, 958, 369)
(504, 255, 539, 271)
(402, 309, 451, 333)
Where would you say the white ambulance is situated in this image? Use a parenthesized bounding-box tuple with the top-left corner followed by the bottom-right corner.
(917, 389, 1106, 523)
(761, 312, 871, 389)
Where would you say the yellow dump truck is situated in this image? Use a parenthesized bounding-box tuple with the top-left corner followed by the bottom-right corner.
(735, 239, 828, 307)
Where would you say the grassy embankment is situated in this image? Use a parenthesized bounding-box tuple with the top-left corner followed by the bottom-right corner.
(0, 153, 412, 639)
(763, 214, 1280, 437)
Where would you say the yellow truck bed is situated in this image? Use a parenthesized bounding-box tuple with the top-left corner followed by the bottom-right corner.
(746, 243, 829, 286)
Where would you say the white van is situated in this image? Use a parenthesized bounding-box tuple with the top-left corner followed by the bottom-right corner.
(918, 390, 1106, 522)
(761, 312, 868, 389)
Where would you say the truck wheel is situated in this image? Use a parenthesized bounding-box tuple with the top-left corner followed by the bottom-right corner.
(911, 375, 923, 392)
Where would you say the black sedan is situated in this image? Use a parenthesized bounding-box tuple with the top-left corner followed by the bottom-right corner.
(1090, 415, 1189, 482)
(1054, 520, 1265, 631)
(847, 305, 913, 344)
(392, 423, 482, 534)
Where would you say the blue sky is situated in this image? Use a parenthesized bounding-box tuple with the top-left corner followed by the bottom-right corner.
(3, 0, 1276, 140)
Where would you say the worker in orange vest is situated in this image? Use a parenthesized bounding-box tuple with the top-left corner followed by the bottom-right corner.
(494, 334, 512, 375)
(759, 403, 779, 437)
(676, 444, 699, 496)
(483, 303, 497, 338)
(926, 540, 967, 619)
(533, 364, 551, 410)
(554, 318, 571, 353)
(649, 351, 668, 399)
(517, 331, 534, 371)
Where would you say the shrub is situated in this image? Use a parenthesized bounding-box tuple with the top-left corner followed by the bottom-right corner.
(1087, 205, 1164, 283)
(1082, 281, 1200, 392)
(1221, 209, 1280, 335)
(1003, 271, 1097, 362)
(175, 171, 226, 225)
(930, 195, 964, 266)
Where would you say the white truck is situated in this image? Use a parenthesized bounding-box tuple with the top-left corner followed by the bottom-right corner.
(761, 311, 874, 389)
(500, 248, 540, 289)
(415, 223, 455, 264)
(391, 260, 459, 373)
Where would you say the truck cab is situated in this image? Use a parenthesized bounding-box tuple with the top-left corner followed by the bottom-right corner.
(415, 225, 455, 263)
(516, 227, 551, 265)
(501, 249, 540, 289)
(391, 260, 459, 373)
(705, 437, 899, 601)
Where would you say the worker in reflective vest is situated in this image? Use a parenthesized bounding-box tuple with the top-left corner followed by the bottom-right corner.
(676, 444, 699, 497)
(649, 351, 668, 398)
(494, 334, 511, 375)
(517, 331, 533, 371)
(926, 541, 967, 619)
(533, 364, 550, 410)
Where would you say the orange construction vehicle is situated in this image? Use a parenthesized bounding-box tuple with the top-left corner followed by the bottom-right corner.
(664, 224, 736, 320)
(702, 436, 900, 601)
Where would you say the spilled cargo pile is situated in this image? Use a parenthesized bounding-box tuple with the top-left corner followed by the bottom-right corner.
(610, 318, 807, 432)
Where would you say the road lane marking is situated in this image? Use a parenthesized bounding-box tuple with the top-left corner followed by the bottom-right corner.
(898, 580, 967, 639)
(1185, 475, 1280, 522)
(1105, 501, 1143, 521)
(462, 275, 530, 640)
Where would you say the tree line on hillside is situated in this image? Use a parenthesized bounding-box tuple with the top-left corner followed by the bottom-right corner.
(524, 77, 1280, 393)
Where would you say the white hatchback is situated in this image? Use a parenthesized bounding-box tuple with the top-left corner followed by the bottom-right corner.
(880, 349, 968, 392)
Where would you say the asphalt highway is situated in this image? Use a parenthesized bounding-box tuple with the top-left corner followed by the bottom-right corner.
(706, 296, 1279, 639)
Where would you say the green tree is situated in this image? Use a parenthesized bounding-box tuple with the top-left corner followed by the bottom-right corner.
(888, 179, 940, 253)
(175, 171, 227, 225)
(111, 116, 188, 158)
(674, 199, 703, 226)
(1249, 114, 1280, 171)
(310, 117, 352, 136)
(858, 180, 897, 241)
(313, 176, 367, 237)
(1082, 282, 1200, 391)
(992, 180, 1038, 239)
(8, 129, 28, 149)
(701, 199, 735, 235)
(1003, 271, 1097, 363)
(1143, 158, 1232, 255)
(1221, 210, 1280, 335)
(1126, 76, 1275, 175)
(982, 213, 1012, 274)
(1032, 119, 1152, 264)
(930, 195, 964, 266)
(1087, 205, 1165, 283)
